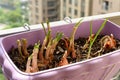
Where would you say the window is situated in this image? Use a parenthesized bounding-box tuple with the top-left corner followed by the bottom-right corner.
(63, 14, 66, 18)
(69, 8, 71, 13)
(81, 0, 85, 17)
(69, 0, 72, 4)
(47, 1, 55, 7)
(36, 15, 39, 19)
(64, 0, 66, 3)
(81, 12, 84, 17)
(48, 9, 55, 14)
(35, 0, 38, 5)
(43, 9, 45, 13)
(35, 7, 38, 13)
(102, 1, 109, 10)
(75, 0, 78, 6)
(110, 2, 112, 8)
(75, 9, 77, 15)
(81, 0, 85, 12)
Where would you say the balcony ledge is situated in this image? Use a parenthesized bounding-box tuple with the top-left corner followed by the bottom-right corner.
(0, 12, 120, 37)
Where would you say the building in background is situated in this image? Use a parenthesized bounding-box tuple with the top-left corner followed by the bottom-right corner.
(60, 0, 120, 20)
(91, 0, 120, 15)
(0, 0, 120, 25)
(60, 0, 89, 20)
(29, 0, 120, 24)
(29, 0, 60, 24)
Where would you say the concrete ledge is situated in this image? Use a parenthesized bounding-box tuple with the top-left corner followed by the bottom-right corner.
(108, 16, 120, 26)
(0, 12, 120, 37)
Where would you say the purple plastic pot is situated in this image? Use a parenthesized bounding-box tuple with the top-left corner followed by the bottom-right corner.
(0, 19, 120, 80)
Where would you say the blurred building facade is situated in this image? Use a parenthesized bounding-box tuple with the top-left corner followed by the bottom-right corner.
(60, 0, 120, 20)
(28, 0, 120, 24)
(29, 0, 60, 24)
(60, 0, 88, 20)
(91, 0, 120, 15)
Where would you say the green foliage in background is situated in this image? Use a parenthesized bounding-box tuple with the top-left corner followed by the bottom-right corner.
(0, 0, 28, 29)
(0, 8, 24, 29)
(0, 67, 5, 80)
(0, 9, 6, 23)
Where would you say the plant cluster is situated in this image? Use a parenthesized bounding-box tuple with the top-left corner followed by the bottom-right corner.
(9, 19, 118, 73)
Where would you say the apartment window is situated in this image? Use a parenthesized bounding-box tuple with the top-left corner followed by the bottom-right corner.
(81, 0, 85, 12)
(75, 9, 77, 15)
(48, 16, 56, 21)
(75, 0, 78, 6)
(69, 0, 72, 4)
(47, 1, 55, 7)
(110, 2, 112, 8)
(43, 9, 45, 13)
(63, 14, 66, 18)
(69, 8, 71, 13)
(63, 0, 66, 7)
(81, 12, 84, 17)
(35, 0, 38, 5)
(35, 15, 39, 20)
(102, 1, 109, 10)
(63, 8, 66, 17)
(64, 0, 66, 3)
(48, 9, 55, 14)
(35, 7, 38, 13)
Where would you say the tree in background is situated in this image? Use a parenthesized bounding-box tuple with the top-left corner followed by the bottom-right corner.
(0, 9, 7, 23)
(0, 0, 29, 29)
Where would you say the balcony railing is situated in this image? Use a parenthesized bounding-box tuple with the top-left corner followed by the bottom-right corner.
(0, 12, 120, 37)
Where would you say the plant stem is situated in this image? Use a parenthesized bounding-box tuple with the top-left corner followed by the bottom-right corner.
(17, 39, 25, 59)
(41, 22, 47, 36)
(68, 19, 83, 58)
(25, 54, 32, 73)
(46, 20, 52, 42)
(39, 31, 51, 61)
(45, 32, 63, 60)
(21, 38, 29, 57)
(32, 42, 40, 72)
(59, 50, 68, 66)
(87, 19, 108, 59)
(90, 21, 93, 44)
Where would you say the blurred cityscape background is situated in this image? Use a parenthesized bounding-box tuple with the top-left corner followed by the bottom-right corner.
(0, 0, 120, 30)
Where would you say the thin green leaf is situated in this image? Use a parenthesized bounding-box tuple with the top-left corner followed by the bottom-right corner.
(41, 22, 47, 36)
(46, 19, 51, 32)
(90, 21, 93, 44)
(70, 19, 83, 40)
(90, 19, 108, 47)
(46, 30, 51, 40)
(74, 19, 83, 28)
(56, 32, 63, 42)
(34, 41, 40, 49)
(87, 19, 108, 59)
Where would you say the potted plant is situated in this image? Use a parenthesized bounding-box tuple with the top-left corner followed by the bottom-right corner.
(0, 19, 120, 80)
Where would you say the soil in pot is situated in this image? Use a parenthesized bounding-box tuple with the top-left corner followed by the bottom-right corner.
(8, 35, 120, 72)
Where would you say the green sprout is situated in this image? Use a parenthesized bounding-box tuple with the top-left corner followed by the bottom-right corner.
(87, 19, 108, 59)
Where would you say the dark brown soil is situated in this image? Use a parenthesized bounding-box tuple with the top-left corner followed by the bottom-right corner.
(8, 35, 120, 72)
